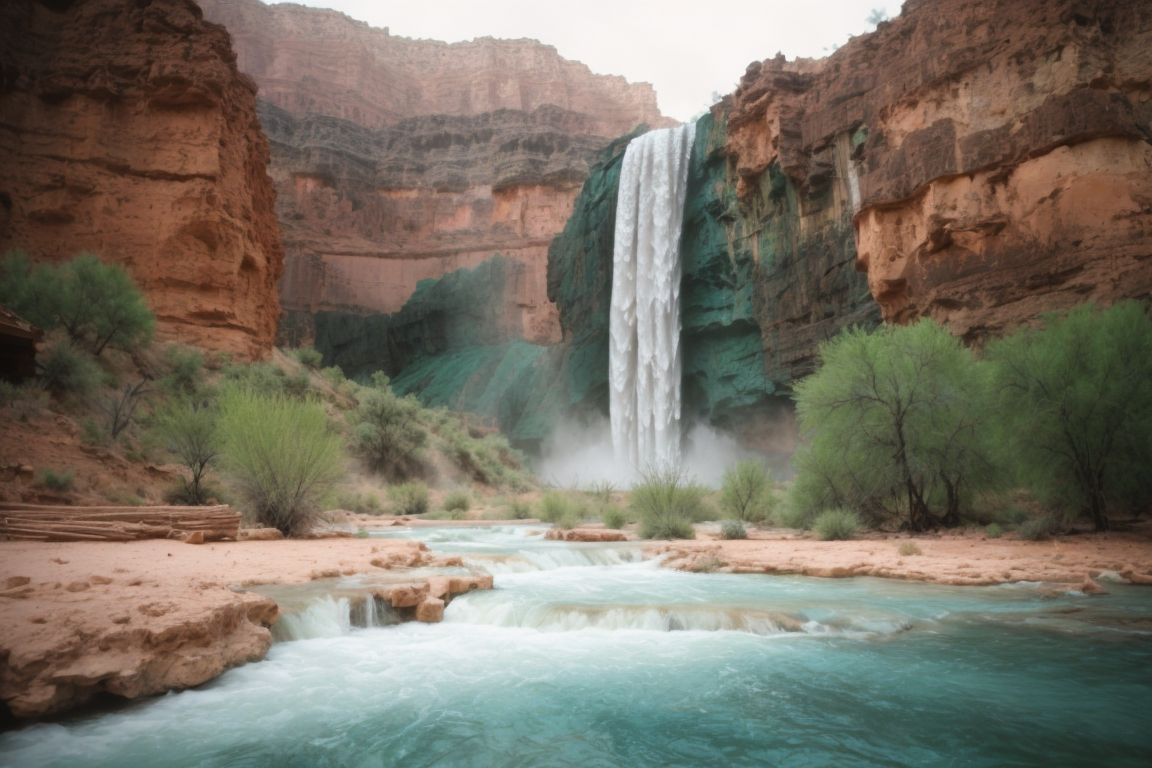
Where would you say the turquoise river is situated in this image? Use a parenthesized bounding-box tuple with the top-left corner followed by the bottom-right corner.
(2, 525, 1151, 767)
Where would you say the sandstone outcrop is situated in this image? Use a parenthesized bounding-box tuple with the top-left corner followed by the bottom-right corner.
(264, 103, 608, 342)
(727, 0, 1152, 340)
(0, 0, 285, 361)
(197, 0, 672, 136)
(0, 536, 488, 719)
(194, 0, 675, 377)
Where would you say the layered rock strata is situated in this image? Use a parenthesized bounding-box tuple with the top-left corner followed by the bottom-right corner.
(0, 0, 285, 360)
(197, 0, 672, 136)
(264, 102, 608, 344)
(727, 0, 1152, 340)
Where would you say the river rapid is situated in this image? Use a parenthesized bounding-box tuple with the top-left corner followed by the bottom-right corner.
(3, 524, 1151, 767)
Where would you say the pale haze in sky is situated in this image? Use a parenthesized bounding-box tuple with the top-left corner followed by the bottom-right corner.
(271, 1, 904, 122)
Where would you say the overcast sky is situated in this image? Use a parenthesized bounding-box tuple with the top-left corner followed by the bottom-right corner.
(271, 1, 905, 122)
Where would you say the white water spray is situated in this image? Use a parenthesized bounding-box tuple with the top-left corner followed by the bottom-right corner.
(609, 123, 696, 471)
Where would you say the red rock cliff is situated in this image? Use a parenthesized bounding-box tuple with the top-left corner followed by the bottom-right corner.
(0, 0, 285, 360)
(197, 0, 673, 346)
(726, 0, 1152, 341)
(197, 0, 672, 136)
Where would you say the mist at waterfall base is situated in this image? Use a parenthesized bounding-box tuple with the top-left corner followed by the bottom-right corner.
(535, 415, 787, 488)
(538, 123, 790, 489)
(6, 525, 1151, 768)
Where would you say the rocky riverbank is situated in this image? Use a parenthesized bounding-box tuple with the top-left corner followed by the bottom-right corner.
(0, 536, 488, 720)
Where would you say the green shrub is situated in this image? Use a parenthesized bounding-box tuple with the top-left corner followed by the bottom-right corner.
(793, 320, 997, 531)
(812, 509, 861, 541)
(898, 541, 922, 556)
(719, 520, 748, 540)
(986, 523, 1003, 539)
(159, 346, 204, 395)
(988, 302, 1152, 532)
(321, 366, 346, 385)
(389, 482, 431, 516)
(632, 468, 705, 540)
(355, 528, 370, 539)
(155, 399, 219, 506)
(443, 490, 471, 514)
(719, 461, 776, 523)
(603, 506, 628, 530)
(1, 252, 154, 355)
(354, 373, 427, 477)
(81, 417, 107, 446)
(508, 499, 533, 520)
(334, 490, 383, 515)
(105, 489, 144, 506)
(283, 372, 312, 400)
(1018, 515, 1057, 542)
(292, 347, 324, 369)
(37, 342, 102, 397)
(223, 362, 288, 397)
(216, 388, 345, 536)
(39, 468, 75, 492)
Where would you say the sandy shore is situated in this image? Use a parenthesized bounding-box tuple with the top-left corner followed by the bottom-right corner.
(0, 536, 444, 719)
(654, 526, 1152, 588)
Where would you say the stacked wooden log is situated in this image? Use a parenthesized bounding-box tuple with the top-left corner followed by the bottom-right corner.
(0, 503, 241, 542)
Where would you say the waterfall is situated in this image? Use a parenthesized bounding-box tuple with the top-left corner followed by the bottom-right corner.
(610, 123, 696, 471)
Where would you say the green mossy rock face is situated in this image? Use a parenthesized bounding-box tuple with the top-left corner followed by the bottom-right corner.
(311, 109, 879, 449)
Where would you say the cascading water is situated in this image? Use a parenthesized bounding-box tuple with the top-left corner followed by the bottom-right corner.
(610, 123, 696, 472)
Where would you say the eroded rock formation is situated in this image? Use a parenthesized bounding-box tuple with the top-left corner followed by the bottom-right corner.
(197, 0, 671, 135)
(0, 0, 285, 360)
(196, 0, 673, 356)
(727, 0, 1152, 340)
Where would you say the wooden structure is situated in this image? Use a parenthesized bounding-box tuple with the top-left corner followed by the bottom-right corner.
(0, 503, 241, 542)
(0, 304, 41, 382)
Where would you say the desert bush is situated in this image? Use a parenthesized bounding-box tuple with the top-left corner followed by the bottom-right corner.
(39, 468, 75, 492)
(355, 373, 427, 476)
(898, 541, 922, 556)
(719, 461, 776, 523)
(508, 499, 534, 520)
(988, 302, 1152, 531)
(632, 468, 706, 540)
(103, 380, 148, 439)
(985, 523, 1003, 539)
(223, 362, 290, 397)
(603, 506, 628, 530)
(292, 347, 324, 369)
(155, 399, 219, 505)
(216, 388, 345, 536)
(158, 346, 204, 396)
(1, 252, 154, 355)
(81, 417, 107, 446)
(443, 490, 471, 514)
(1018, 515, 1057, 542)
(334, 490, 383, 515)
(36, 341, 102, 398)
(793, 320, 998, 531)
(105, 489, 144, 506)
(540, 491, 587, 529)
(719, 520, 748, 540)
(389, 483, 430, 516)
(812, 509, 861, 541)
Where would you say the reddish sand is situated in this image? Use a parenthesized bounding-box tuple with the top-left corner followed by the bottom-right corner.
(654, 526, 1152, 588)
(0, 537, 435, 719)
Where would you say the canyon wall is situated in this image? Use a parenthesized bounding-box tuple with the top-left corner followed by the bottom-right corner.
(727, 0, 1152, 341)
(194, 0, 674, 370)
(0, 0, 284, 360)
(196, 0, 671, 136)
(546, 0, 1151, 444)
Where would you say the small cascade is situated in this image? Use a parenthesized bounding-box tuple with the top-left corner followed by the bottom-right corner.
(461, 545, 644, 575)
(610, 123, 696, 471)
(272, 594, 401, 642)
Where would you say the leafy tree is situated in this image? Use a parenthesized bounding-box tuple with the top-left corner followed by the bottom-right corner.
(792, 320, 996, 531)
(217, 388, 345, 536)
(719, 460, 776, 523)
(156, 399, 219, 505)
(987, 302, 1152, 531)
(0, 251, 154, 354)
(354, 372, 427, 476)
